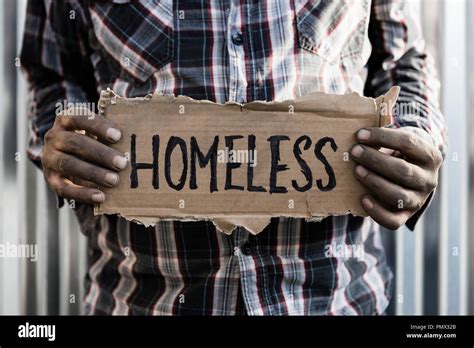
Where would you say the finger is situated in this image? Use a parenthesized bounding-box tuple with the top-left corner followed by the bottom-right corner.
(361, 195, 412, 231)
(356, 127, 443, 167)
(46, 170, 105, 204)
(56, 107, 122, 143)
(350, 144, 435, 192)
(43, 150, 120, 188)
(54, 131, 128, 171)
(354, 165, 422, 211)
(379, 147, 396, 156)
(85, 130, 97, 139)
(70, 176, 99, 189)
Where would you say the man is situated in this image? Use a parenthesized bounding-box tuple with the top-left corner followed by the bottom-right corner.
(21, 0, 445, 315)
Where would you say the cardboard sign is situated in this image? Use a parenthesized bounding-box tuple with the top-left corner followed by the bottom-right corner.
(95, 87, 400, 234)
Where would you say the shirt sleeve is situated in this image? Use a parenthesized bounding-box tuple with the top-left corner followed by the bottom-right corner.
(364, 0, 447, 230)
(20, 0, 97, 168)
(365, 0, 447, 156)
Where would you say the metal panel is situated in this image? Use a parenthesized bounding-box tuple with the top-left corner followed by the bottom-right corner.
(395, 223, 425, 315)
(1, 0, 21, 315)
(438, 0, 469, 315)
(467, 0, 474, 317)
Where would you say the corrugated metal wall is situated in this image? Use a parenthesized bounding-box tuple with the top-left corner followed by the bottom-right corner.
(0, 0, 471, 315)
(0, 0, 87, 315)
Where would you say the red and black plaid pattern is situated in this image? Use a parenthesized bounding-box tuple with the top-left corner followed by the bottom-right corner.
(21, 0, 446, 315)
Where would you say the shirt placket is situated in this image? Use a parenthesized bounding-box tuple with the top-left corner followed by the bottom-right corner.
(232, 226, 263, 315)
(225, 0, 266, 315)
(226, 1, 248, 103)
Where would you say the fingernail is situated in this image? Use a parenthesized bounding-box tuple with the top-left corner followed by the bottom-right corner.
(105, 172, 119, 186)
(355, 165, 369, 178)
(113, 155, 128, 170)
(357, 129, 371, 141)
(362, 196, 374, 209)
(351, 145, 364, 158)
(92, 192, 105, 203)
(106, 128, 121, 142)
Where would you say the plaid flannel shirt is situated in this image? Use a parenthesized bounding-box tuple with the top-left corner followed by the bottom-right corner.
(20, 0, 446, 315)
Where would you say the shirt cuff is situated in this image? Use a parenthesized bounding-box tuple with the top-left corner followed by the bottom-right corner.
(405, 190, 435, 231)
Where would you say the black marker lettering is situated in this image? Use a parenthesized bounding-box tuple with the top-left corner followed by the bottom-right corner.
(130, 134, 159, 189)
(267, 135, 290, 194)
(224, 135, 245, 191)
(292, 135, 313, 192)
(314, 137, 337, 191)
(165, 136, 188, 191)
(247, 134, 265, 192)
(190, 136, 219, 192)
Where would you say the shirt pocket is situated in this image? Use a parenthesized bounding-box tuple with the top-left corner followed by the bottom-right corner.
(295, 0, 370, 68)
(88, 0, 174, 85)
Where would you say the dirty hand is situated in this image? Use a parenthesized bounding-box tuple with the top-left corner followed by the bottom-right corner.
(42, 108, 128, 204)
(350, 127, 443, 230)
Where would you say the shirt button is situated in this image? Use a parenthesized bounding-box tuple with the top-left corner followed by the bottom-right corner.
(231, 32, 244, 46)
(241, 242, 252, 255)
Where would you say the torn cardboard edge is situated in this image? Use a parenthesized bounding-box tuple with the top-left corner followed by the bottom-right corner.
(95, 86, 400, 235)
(95, 214, 349, 236)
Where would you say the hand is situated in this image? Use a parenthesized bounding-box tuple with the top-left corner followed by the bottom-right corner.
(350, 127, 443, 230)
(42, 107, 128, 204)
